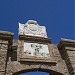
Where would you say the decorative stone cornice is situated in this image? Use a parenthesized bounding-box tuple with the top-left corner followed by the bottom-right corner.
(57, 38, 75, 50)
(0, 31, 14, 35)
(18, 20, 48, 38)
(20, 56, 56, 64)
(0, 31, 14, 44)
(19, 35, 52, 44)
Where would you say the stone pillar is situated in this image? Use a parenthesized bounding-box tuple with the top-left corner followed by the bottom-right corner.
(0, 31, 13, 75)
(58, 38, 75, 75)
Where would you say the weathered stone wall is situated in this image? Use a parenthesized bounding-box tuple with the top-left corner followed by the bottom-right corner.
(0, 40, 8, 75)
(0, 31, 13, 75)
(6, 39, 69, 75)
(0, 31, 75, 75)
(58, 38, 75, 75)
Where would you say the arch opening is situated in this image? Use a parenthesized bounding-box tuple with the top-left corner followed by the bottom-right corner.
(12, 68, 64, 75)
(20, 71, 49, 75)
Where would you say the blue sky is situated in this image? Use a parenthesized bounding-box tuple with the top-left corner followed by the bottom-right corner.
(20, 72, 49, 75)
(0, 0, 74, 75)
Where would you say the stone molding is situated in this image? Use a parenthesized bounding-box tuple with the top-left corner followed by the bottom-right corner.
(57, 38, 75, 75)
(0, 31, 14, 45)
(58, 38, 75, 50)
(19, 35, 51, 44)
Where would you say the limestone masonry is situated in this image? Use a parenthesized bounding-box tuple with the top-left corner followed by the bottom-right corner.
(0, 20, 75, 75)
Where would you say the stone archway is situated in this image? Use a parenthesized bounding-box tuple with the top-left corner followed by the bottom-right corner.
(12, 68, 64, 75)
(0, 21, 75, 75)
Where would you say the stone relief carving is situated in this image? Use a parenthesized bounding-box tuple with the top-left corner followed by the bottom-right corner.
(0, 24, 74, 75)
(24, 42, 50, 57)
(19, 20, 47, 38)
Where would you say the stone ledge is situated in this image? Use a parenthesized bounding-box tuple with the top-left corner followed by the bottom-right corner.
(61, 38, 75, 43)
(0, 30, 14, 35)
(20, 59, 56, 64)
(0, 31, 14, 44)
(65, 47, 75, 51)
(0, 70, 5, 72)
(57, 38, 75, 50)
(20, 57, 56, 64)
(19, 35, 51, 44)
(0, 31, 14, 39)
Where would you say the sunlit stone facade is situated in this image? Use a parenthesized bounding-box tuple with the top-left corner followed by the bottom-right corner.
(0, 20, 75, 75)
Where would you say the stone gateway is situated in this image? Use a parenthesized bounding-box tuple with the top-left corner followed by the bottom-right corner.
(0, 20, 75, 75)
